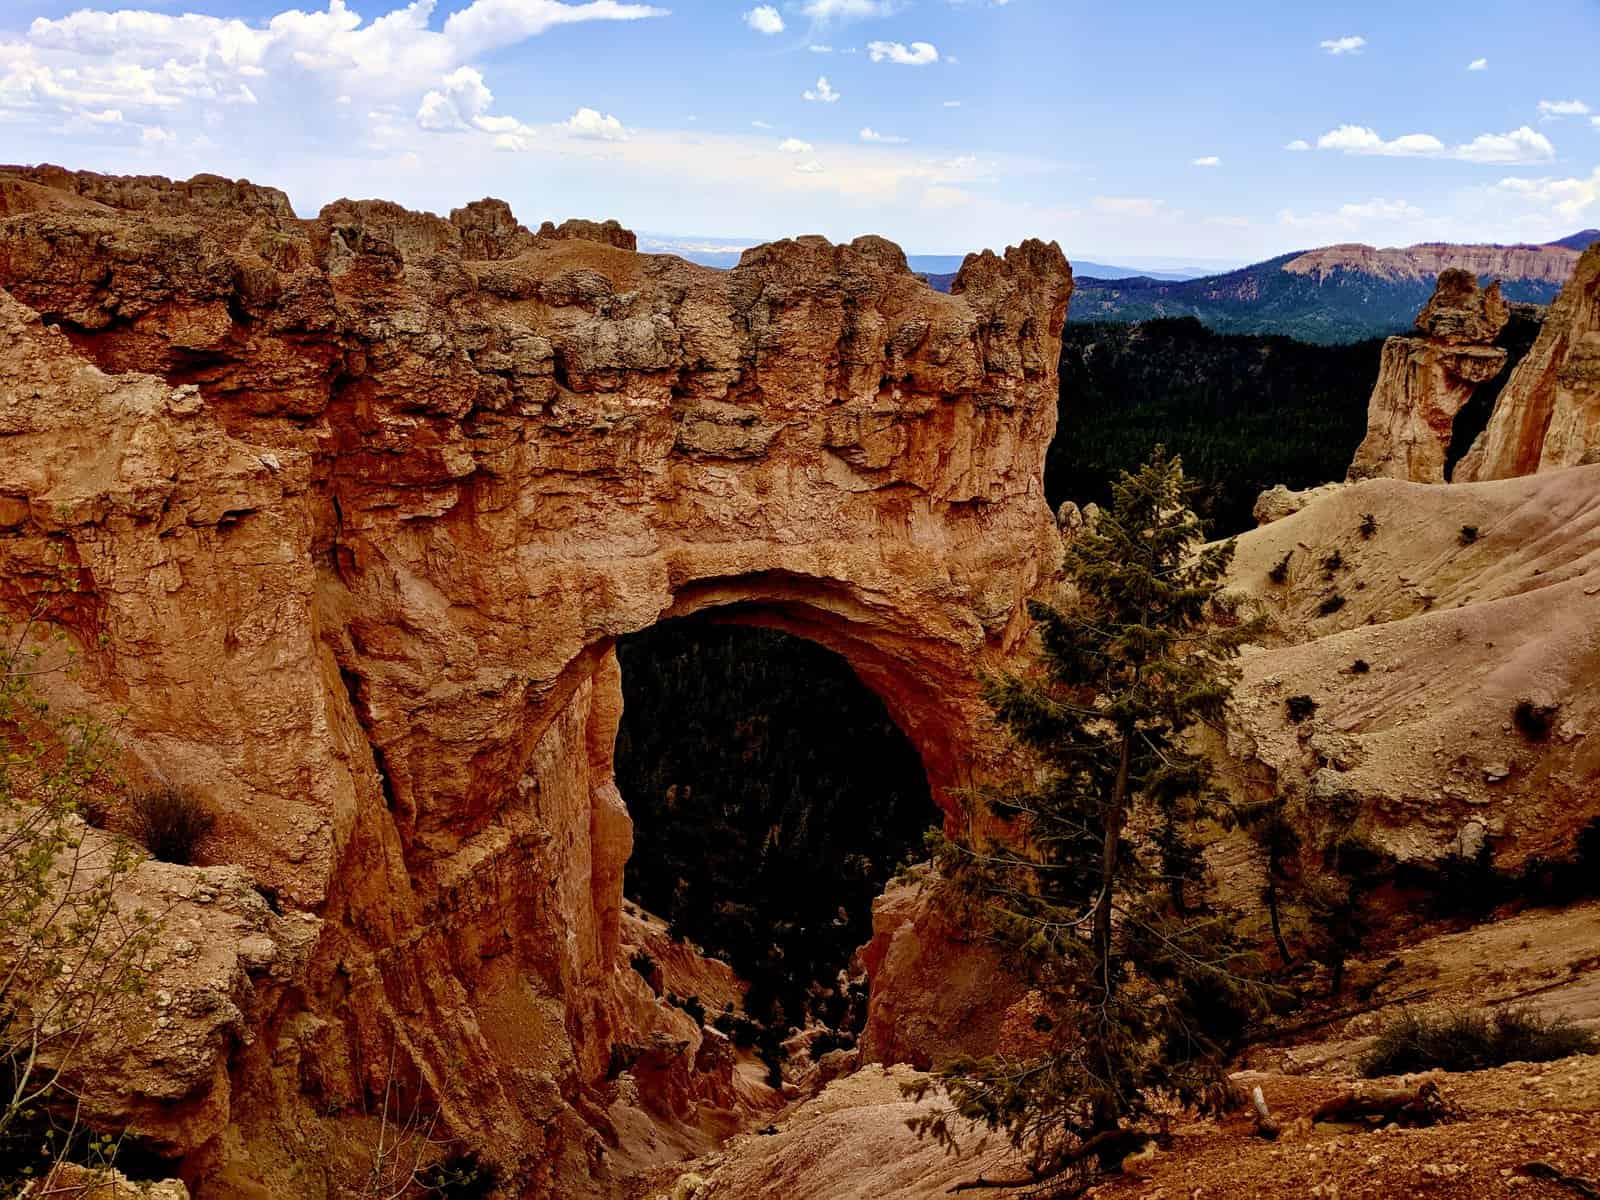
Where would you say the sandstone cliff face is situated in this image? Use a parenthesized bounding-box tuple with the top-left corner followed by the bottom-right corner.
(0, 166, 1071, 1197)
(1456, 244, 1600, 481)
(1283, 239, 1585, 286)
(1347, 269, 1509, 483)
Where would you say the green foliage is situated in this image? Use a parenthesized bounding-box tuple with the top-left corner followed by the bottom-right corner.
(1051, 320, 1383, 535)
(416, 1151, 499, 1200)
(914, 452, 1269, 1190)
(1362, 1007, 1598, 1078)
(0, 564, 160, 1189)
(1512, 699, 1558, 742)
(615, 623, 935, 1033)
(1285, 695, 1318, 724)
(128, 787, 214, 866)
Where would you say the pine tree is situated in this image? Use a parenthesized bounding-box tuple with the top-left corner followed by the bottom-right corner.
(911, 451, 1266, 1196)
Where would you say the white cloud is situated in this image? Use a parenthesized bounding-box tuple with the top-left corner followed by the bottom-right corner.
(943, 100, 961, 108)
(742, 5, 784, 35)
(1468, 57, 1487, 71)
(867, 40, 939, 66)
(442, 0, 670, 60)
(859, 126, 907, 143)
(778, 136, 813, 153)
(141, 124, 175, 143)
(417, 65, 492, 131)
(1315, 125, 1444, 156)
(1537, 98, 1591, 118)
(1191, 155, 1219, 167)
(1454, 125, 1555, 163)
(562, 105, 627, 140)
(751, 119, 774, 129)
(800, 0, 902, 20)
(1279, 196, 1424, 231)
(794, 159, 825, 174)
(808, 44, 833, 53)
(1498, 166, 1599, 220)
(1320, 35, 1366, 55)
(1311, 123, 1554, 164)
(1284, 138, 1311, 151)
(803, 75, 840, 102)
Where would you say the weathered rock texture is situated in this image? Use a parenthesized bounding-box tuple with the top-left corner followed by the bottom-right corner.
(1456, 243, 1600, 480)
(1347, 269, 1509, 483)
(1283, 239, 1587, 286)
(0, 166, 1071, 1197)
(1224, 466, 1600, 872)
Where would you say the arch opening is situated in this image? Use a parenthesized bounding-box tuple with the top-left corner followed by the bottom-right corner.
(613, 616, 939, 1039)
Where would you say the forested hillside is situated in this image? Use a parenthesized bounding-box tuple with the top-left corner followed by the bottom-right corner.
(615, 623, 936, 1032)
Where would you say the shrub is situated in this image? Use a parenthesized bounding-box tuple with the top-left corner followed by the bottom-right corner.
(1459, 525, 1480, 545)
(1350, 659, 1370, 674)
(1318, 594, 1347, 616)
(1359, 513, 1379, 539)
(1285, 695, 1318, 724)
(417, 1151, 499, 1200)
(1512, 699, 1558, 742)
(1362, 1007, 1598, 1078)
(1322, 550, 1344, 575)
(1268, 551, 1292, 585)
(629, 950, 657, 981)
(129, 787, 215, 865)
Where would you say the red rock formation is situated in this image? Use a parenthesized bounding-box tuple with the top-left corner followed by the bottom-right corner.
(1455, 243, 1600, 480)
(0, 166, 1071, 1197)
(1347, 269, 1509, 483)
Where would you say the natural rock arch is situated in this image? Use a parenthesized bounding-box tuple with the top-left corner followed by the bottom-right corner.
(0, 166, 1071, 1194)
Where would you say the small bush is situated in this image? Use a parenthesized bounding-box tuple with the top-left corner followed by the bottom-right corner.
(1359, 513, 1379, 539)
(629, 950, 657, 981)
(1285, 695, 1318, 724)
(1350, 659, 1370, 674)
(1322, 550, 1344, 575)
(1363, 1007, 1598, 1078)
(1512, 699, 1559, 742)
(129, 787, 214, 865)
(1318, 594, 1347, 616)
(1268, 551, 1292, 585)
(417, 1151, 499, 1200)
(1459, 525, 1480, 546)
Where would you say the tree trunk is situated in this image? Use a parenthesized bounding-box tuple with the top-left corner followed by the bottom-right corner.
(1093, 732, 1134, 1000)
(1265, 874, 1292, 967)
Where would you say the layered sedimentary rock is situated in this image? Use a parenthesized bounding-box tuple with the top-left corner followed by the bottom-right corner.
(0, 166, 1071, 1197)
(1347, 269, 1509, 483)
(1456, 243, 1600, 480)
(1284, 239, 1586, 286)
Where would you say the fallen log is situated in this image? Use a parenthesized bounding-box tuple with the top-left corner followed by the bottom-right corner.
(1517, 1162, 1600, 1198)
(1311, 1080, 1452, 1129)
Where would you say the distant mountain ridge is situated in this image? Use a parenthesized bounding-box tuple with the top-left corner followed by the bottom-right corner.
(1065, 231, 1598, 344)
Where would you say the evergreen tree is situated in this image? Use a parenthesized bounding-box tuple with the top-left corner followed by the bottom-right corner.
(912, 451, 1266, 1196)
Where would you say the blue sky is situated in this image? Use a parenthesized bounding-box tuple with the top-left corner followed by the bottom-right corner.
(2, 0, 1597, 263)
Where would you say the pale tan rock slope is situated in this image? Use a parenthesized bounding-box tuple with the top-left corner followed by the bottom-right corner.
(1227, 465, 1600, 866)
(0, 164, 1071, 1197)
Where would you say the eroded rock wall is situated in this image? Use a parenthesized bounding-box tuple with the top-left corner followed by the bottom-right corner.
(0, 166, 1071, 1196)
(1457, 243, 1600, 481)
(1347, 269, 1509, 483)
